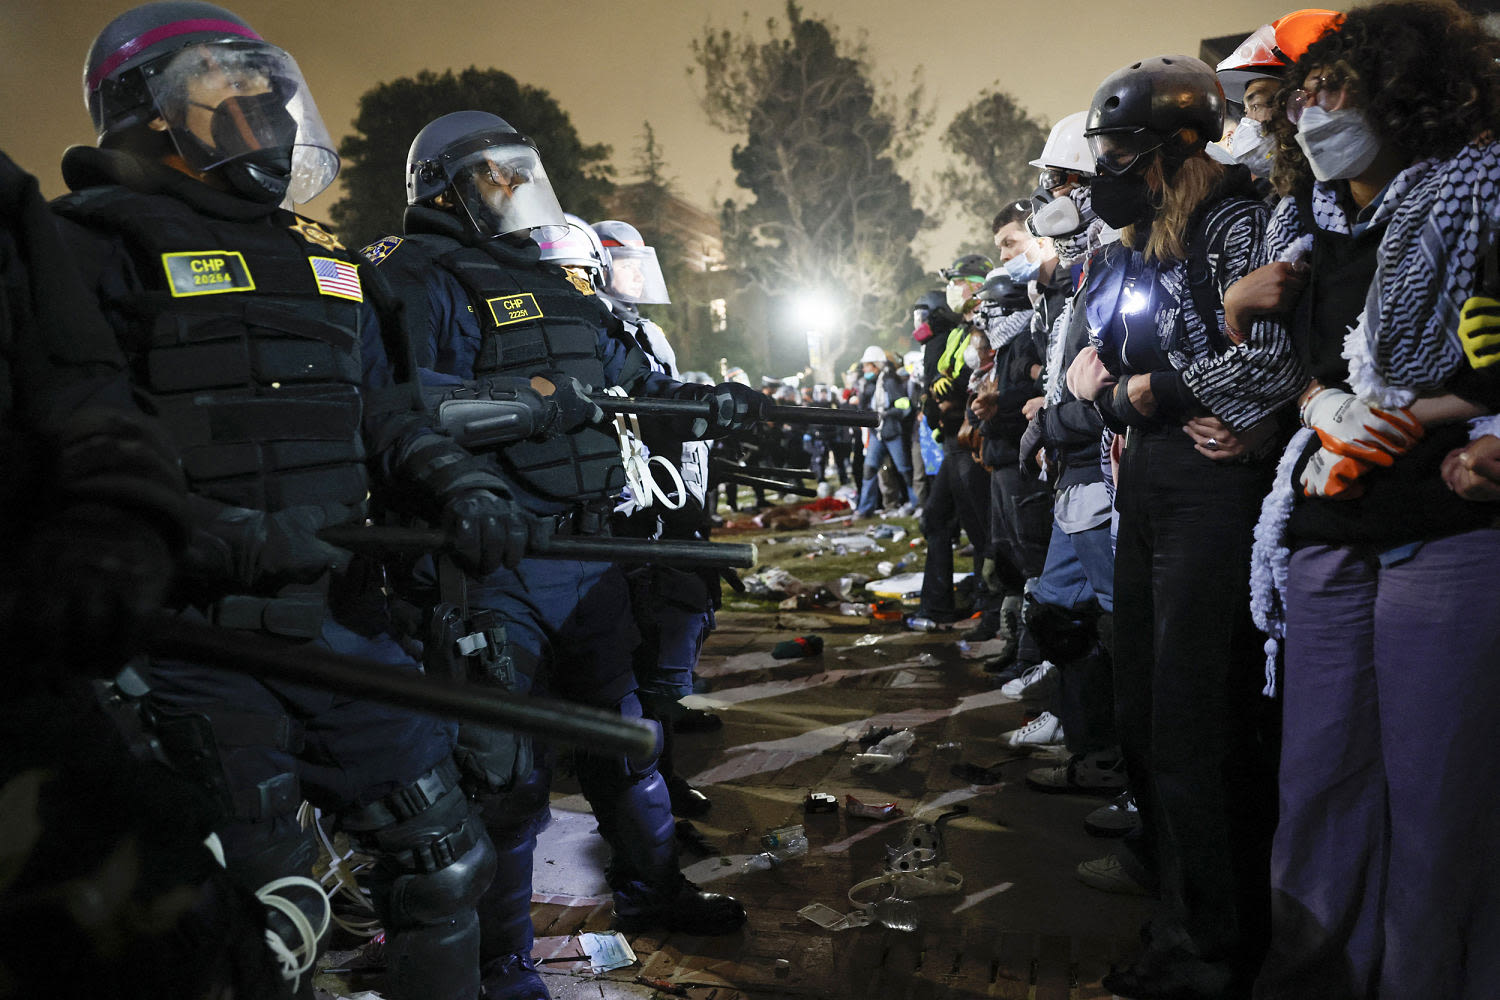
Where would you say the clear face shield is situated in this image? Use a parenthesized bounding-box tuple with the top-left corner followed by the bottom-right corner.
(536, 222, 604, 272)
(602, 243, 671, 305)
(143, 40, 338, 204)
(445, 141, 567, 240)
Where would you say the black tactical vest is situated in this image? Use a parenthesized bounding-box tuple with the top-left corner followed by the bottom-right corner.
(52, 187, 370, 517)
(394, 232, 624, 502)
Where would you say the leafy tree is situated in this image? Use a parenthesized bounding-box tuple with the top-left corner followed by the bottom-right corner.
(692, 2, 928, 377)
(329, 67, 614, 247)
(936, 89, 1050, 225)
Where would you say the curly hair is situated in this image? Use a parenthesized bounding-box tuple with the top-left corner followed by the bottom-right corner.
(1269, 0, 1500, 196)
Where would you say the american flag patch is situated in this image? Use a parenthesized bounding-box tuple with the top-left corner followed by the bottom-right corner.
(308, 256, 363, 302)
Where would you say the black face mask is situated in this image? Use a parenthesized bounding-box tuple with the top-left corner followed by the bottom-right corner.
(1089, 169, 1155, 230)
(177, 90, 298, 203)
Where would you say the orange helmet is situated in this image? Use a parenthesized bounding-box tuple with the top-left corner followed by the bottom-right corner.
(1216, 9, 1343, 104)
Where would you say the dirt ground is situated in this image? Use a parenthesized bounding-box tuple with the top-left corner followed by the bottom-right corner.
(316, 513, 1150, 1000)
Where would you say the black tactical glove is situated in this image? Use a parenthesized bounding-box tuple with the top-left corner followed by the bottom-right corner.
(183, 501, 354, 591)
(533, 371, 605, 433)
(676, 381, 772, 438)
(442, 489, 542, 576)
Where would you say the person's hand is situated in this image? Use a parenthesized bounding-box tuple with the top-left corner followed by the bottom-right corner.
(970, 390, 998, 421)
(1457, 295, 1500, 371)
(1441, 434, 1500, 501)
(442, 490, 537, 575)
(184, 502, 354, 589)
(1299, 446, 1372, 499)
(531, 371, 604, 432)
(1066, 346, 1116, 402)
(1022, 396, 1046, 420)
(1222, 261, 1307, 342)
(1300, 385, 1423, 466)
(1183, 415, 1277, 461)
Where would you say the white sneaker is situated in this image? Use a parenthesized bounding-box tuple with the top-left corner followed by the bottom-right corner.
(999, 661, 1058, 701)
(1002, 711, 1064, 747)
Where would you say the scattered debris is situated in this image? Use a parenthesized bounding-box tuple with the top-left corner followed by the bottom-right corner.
(578, 931, 637, 973)
(804, 792, 839, 813)
(853, 729, 916, 771)
(771, 634, 824, 659)
(845, 794, 904, 820)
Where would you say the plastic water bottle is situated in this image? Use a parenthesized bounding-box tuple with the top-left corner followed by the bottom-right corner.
(907, 616, 939, 632)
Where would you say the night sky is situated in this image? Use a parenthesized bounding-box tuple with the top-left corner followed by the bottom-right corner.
(2, 0, 1285, 263)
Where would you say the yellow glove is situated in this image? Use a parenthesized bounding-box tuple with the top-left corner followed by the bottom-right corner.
(893, 396, 911, 411)
(1458, 294, 1500, 369)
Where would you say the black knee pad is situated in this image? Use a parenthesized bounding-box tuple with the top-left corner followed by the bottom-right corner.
(1024, 599, 1099, 664)
(342, 759, 497, 928)
(574, 713, 662, 789)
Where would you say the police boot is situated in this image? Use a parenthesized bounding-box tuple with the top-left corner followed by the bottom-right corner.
(648, 701, 711, 815)
(473, 769, 553, 1000)
(575, 742, 745, 936)
(472, 832, 544, 1000)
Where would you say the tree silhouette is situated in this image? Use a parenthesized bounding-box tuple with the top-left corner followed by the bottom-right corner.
(936, 89, 1051, 225)
(692, 2, 928, 375)
(329, 67, 614, 247)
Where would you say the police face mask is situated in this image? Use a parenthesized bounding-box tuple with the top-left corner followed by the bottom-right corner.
(175, 89, 298, 203)
(1294, 106, 1382, 182)
(1227, 117, 1276, 177)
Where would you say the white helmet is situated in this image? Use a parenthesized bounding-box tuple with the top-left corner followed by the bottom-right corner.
(1029, 111, 1094, 176)
(860, 345, 888, 365)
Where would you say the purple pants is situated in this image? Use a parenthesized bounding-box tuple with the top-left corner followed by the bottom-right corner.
(1257, 530, 1500, 1000)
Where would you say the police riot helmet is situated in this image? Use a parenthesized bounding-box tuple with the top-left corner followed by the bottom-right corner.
(1084, 55, 1225, 175)
(537, 212, 608, 285)
(406, 111, 568, 240)
(591, 220, 671, 305)
(978, 268, 1030, 311)
(83, 1, 339, 204)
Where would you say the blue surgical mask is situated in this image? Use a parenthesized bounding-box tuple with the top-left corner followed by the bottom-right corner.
(864, 370, 877, 381)
(1003, 250, 1040, 284)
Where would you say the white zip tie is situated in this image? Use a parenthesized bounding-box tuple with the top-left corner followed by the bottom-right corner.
(602, 385, 686, 510)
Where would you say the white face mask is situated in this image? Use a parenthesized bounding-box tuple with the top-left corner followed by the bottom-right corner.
(1294, 106, 1382, 182)
(946, 283, 971, 312)
(962, 345, 981, 370)
(1227, 117, 1275, 176)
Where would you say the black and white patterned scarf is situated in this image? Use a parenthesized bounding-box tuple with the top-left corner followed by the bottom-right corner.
(1345, 141, 1500, 406)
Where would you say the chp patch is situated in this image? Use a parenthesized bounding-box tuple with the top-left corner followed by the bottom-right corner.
(162, 250, 255, 297)
(485, 292, 544, 327)
(361, 235, 404, 265)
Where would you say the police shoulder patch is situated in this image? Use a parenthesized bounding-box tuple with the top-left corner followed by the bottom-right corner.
(361, 235, 404, 265)
(161, 251, 255, 297)
(485, 292, 544, 327)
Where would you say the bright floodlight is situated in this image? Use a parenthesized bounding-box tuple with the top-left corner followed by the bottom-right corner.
(793, 291, 839, 331)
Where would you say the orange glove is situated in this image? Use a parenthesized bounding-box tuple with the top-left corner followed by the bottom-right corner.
(1299, 445, 1373, 499)
(1299, 386, 1423, 467)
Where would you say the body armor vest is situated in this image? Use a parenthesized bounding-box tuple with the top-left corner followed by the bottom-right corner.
(52, 187, 369, 517)
(399, 233, 623, 502)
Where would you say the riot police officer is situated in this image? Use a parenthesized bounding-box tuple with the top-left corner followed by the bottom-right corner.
(365, 111, 755, 1000)
(57, 6, 528, 998)
(592, 217, 718, 819)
